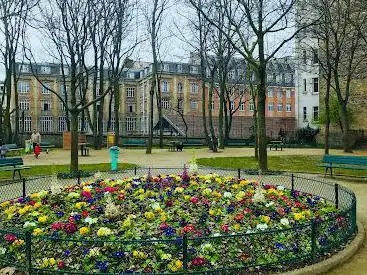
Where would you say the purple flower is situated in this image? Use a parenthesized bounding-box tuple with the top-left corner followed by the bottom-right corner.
(275, 243, 286, 250)
(112, 251, 125, 258)
(63, 250, 71, 256)
(164, 226, 176, 237)
(96, 261, 108, 272)
(73, 214, 82, 221)
(56, 212, 65, 217)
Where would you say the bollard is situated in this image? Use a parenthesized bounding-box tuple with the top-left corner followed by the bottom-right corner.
(77, 170, 81, 185)
(238, 168, 241, 179)
(134, 167, 137, 176)
(291, 173, 294, 193)
(22, 178, 26, 198)
(335, 183, 339, 209)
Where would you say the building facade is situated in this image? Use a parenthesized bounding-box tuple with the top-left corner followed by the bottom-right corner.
(12, 58, 297, 139)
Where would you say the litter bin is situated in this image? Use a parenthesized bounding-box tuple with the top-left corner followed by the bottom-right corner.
(107, 132, 115, 148)
(109, 146, 120, 171)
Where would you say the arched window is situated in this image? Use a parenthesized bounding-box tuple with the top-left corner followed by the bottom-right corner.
(162, 80, 169, 93)
(177, 82, 183, 93)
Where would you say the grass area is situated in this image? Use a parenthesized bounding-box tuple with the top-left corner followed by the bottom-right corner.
(197, 155, 367, 177)
(0, 163, 137, 180)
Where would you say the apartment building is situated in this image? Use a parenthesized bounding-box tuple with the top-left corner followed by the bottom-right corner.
(12, 57, 297, 139)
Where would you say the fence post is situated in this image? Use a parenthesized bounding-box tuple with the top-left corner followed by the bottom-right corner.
(22, 178, 26, 198)
(25, 231, 32, 274)
(183, 234, 188, 270)
(237, 168, 241, 179)
(311, 220, 317, 262)
(335, 184, 339, 209)
(77, 170, 81, 185)
(134, 167, 137, 176)
(291, 173, 294, 193)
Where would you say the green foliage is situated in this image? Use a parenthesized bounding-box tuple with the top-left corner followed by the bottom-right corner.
(319, 97, 354, 128)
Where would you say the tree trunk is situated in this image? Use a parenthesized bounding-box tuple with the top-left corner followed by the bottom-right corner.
(156, 79, 163, 148)
(257, 64, 268, 171)
(339, 102, 352, 152)
(218, 88, 225, 149)
(13, 61, 19, 144)
(208, 78, 216, 152)
(146, 82, 154, 154)
(114, 82, 120, 146)
(70, 111, 79, 175)
(324, 79, 331, 155)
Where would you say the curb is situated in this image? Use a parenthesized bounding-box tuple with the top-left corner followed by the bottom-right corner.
(283, 220, 365, 275)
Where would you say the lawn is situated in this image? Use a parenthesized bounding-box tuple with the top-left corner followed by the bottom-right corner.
(0, 163, 137, 180)
(197, 155, 367, 177)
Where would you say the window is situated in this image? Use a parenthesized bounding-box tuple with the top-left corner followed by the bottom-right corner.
(303, 106, 307, 121)
(18, 81, 30, 94)
(277, 103, 283, 112)
(267, 88, 273, 97)
(127, 87, 135, 98)
(177, 64, 182, 73)
(162, 80, 169, 93)
(128, 105, 133, 113)
(191, 101, 198, 110)
(60, 84, 69, 95)
(230, 101, 235, 111)
(272, 73, 276, 82)
(126, 117, 136, 132)
(40, 66, 51, 74)
(128, 72, 135, 79)
(96, 88, 101, 96)
(228, 70, 235, 80)
(60, 67, 69, 75)
(40, 116, 53, 132)
(178, 99, 183, 110)
(58, 116, 67, 132)
(190, 82, 198, 94)
(211, 101, 214, 111)
(19, 116, 32, 132)
(312, 49, 319, 64)
(60, 102, 66, 111)
(42, 83, 51, 94)
(109, 117, 116, 132)
(303, 50, 307, 64)
(268, 103, 274, 112)
(239, 101, 245, 111)
(278, 90, 283, 98)
(290, 74, 294, 83)
(161, 98, 170, 109)
(313, 77, 319, 93)
(19, 64, 30, 73)
(163, 63, 169, 72)
(282, 73, 285, 83)
(286, 103, 292, 112)
(249, 102, 254, 112)
(19, 99, 30, 110)
(303, 79, 307, 93)
(286, 89, 291, 98)
(313, 106, 319, 121)
(177, 82, 183, 93)
(190, 66, 198, 74)
(41, 100, 51, 111)
(78, 117, 89, 132)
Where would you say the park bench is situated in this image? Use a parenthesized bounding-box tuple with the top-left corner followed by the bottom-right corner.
(268, 140, 284, 151)
(227, 138, 253, 147)
(40, 141, 55, 154)
(318, 155, 367, 176)
(0, 158, 30, 179)
(123, 140, 146, 148)
(4, 144, 22, 156)
(182, 140, 203, 147)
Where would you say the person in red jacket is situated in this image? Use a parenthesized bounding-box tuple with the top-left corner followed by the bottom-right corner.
(34, 143, 41, 158)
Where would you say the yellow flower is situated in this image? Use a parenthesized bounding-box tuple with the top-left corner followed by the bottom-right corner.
(261, 215, 271, 224)
(160, 214, 167, 222)
(30, 193, 40, 199)
(294, 213, 305, 221)
(32, 228, 43, 236)
(13, 239, 24, 246)
(144, 212, 155, 221)
(34, 202, 42, 209)
(209, 209, 215, 216)
(184, 195, 191, 201)
(232, 184, 239, 190)
(4, 206, 16, 215)
(132, 250, 146, 259)
(174, 187, 184, 193)
(79, 227, 90, 235)
(239, 180, 250, 185)
(0, 201, 10, 207)
(122, 218, 132, 228)
(75, 202, 87, 209)
(97, 227, 112, 237)
(303, 210, 312, 217)
(175, 260, 183, 269)
(38, 216, 48, 223)
(233, 224, 241, 231)
(49, 258, 56, 266)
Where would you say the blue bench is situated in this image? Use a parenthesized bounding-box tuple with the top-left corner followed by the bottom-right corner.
(40, 141, 55, 154)
(318, 155, 367, 176)
(182, 140, 203, 147)
(0, 158, 30, 179)
(123, 140, 146, 148)
(227, 139, 253, 147)
(4, 144, 22, 156)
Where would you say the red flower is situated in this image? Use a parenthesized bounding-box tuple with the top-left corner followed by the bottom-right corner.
(29, 200, 36, 206)
(183, 225, 195, 233)
(91, 205, 96, 210)
(81, 191, 92, 199)
(191, 257, 206, 266)
(235, 214, 244, 222)
(95, 188, 103, 193)
(277, 207, 286, 216)
(68, 216, 75, 223)
(117, 193, 125, 200)
(57, 261, 65, 269)
(160, 223, 169, 230)
(51, 223, 64, 231)
(4, 234, 16, 242)
(244, 208, 252, 214)
(165, 200, 173, 207)
(81, 210, 89, 217)
(190, 197, 199, 204)
(64, 223, 77, 234)
(221, 224, 229, 232)
(104, 187, 118, 193)
(295, 202, 301, 208)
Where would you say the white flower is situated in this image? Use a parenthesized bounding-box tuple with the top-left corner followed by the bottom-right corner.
(213, 233, 221, 237)
(223, 192, 232, 198)
(246, 229, 255, 234)
(256, 223, 268, 231)
(0, 248, 6, 255)
(94, 171, 102, 180)
(265, 201, 274, 207)
(253, 188, 265, 203)
(23, 221, 36, 228)
(151, 202, 161, 210)
(280, 218, 290, 226)
(84, 217, 98, 225)
(88, 248, 100, 257)
(277, 185, 285, 191)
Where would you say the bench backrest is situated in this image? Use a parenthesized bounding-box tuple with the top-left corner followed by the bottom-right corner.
(0, 158, 24, 167)
(183, 140, 202, 145)
(4, 144, 18, 150)
(40, 141, 50, 146)
(124, 140, 145, 145)
(322, 155, 367, 166)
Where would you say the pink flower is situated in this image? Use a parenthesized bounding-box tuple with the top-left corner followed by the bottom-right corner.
(183, 225, 195, 233)
(51, 223, 64, 231)
(4, 234, 17, 242)
(235, 214, 244, 222)
(81, 210, 89, 217)
(104, 187, 118, 193)
(221, 224, 229, 232)
(81, 191, 92, 199)
(57, 261, 65, 269)
(159, 223, 169, 230)
(190, 197, 199, 204)
(191, 257, 206, 266)
(64, 223, 77, 234)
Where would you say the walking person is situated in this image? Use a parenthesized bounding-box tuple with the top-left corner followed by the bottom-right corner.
(0, 140, 8, 159)
(31, 129, 41, 158)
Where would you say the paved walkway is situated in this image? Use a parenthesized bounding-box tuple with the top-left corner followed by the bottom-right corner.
(23, 147, 345, 167)
(21, 147, 367, 274)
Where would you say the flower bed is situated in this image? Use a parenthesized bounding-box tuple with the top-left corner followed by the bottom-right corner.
(0, 172, 353, 274)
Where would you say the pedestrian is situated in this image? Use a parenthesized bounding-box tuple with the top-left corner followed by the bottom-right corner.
(31, 129, 41, 157)
(0, 140, 7, 159)
(34, 143, 41, 158)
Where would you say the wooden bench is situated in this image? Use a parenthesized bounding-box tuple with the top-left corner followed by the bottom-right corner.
(318, 155, 367, 176)
(227, 139, 253, 147)
(123, 140, 146, 148)
(4, 144, 22, 155)
(182, 140, 203, 147)
(0, 158, 30, 179)
(40, 141, 55, 154)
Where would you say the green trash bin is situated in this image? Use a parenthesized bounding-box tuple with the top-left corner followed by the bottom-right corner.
(109, 146, 120, 171)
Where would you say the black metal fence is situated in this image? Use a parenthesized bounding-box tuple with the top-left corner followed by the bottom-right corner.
(0, 168, 357, 274)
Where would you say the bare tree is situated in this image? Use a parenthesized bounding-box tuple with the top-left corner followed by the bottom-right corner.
(189, 0, 318, 171)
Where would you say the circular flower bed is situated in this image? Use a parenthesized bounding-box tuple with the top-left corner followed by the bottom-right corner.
(0, 173, 349, 274)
